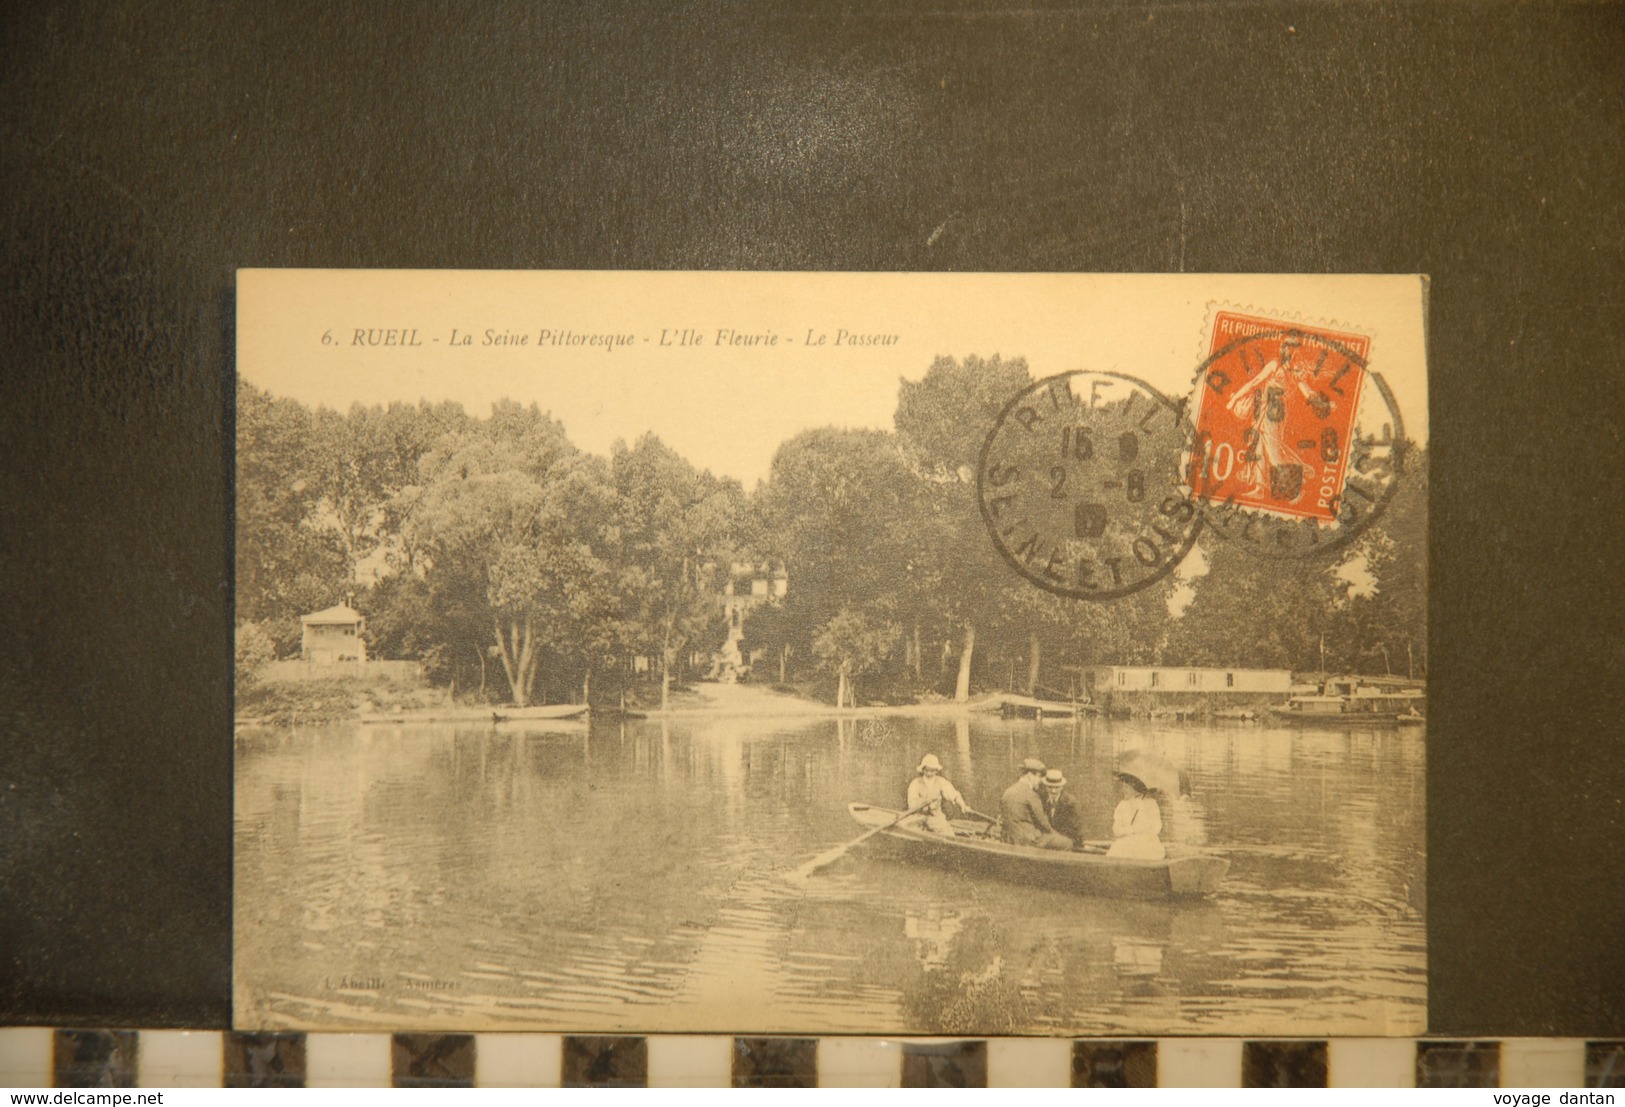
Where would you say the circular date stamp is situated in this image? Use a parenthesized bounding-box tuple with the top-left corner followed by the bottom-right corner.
(977, 370, 1202, 600)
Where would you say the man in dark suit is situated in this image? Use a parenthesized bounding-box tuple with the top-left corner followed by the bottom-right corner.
(1039, 768, 1084, 845)
(1000, 758, 1072, 849)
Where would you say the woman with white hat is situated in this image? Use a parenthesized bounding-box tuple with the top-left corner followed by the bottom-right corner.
(905, 753, 967, 836)
(1107, 771, 1167, 860)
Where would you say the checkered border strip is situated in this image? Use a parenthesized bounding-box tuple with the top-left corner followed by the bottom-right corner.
(1, 1031, 1620, 1088)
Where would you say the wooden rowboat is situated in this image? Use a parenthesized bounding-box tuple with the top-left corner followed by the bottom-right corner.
(490, 704, 590, 723)
(845, 803, 1229, 900)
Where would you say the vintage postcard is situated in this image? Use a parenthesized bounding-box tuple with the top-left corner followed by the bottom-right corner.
(234, 271, 1428, 1036)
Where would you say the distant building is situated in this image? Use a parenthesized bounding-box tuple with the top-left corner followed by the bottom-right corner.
(300, 602, 367, 664)
(1084, 665, 1292, 696)
(628, 563, 788, 680)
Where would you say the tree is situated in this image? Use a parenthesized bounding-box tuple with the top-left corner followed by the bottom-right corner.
(1356, 444, 1427, 677)
(375, 399, 474, 576)
(740, 601, 802, 684)
(895, 354, 1033, 479)
(306, 405, 390, 585)
(1165, 534, 1350, 672)
(610, 434, 743, 710)
(408, 405, 616, 707)
(756, 427, 923, 694)
(813, 607, 901, 707)
(234, 621, 277, 688)
(235, 380, 349, 653)
(894, 354, 1034, 700)
(1164, 445, 1426, 678)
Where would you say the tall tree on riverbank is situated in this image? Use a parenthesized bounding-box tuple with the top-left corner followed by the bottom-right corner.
(1166, 535, 1351, 672)
(236, 380, 349, 654)
(306, 405, 394, 586)
(755, 427, 921, 696)
(1353, 444, 1428, 677)
(365, 399, 474, 577)
(894, 354, 1033, 700)
(610, 434, 740, 710)
(739, 601, 799, 684)
(409, 405, 617, 707)
(813, 607, 901, 708)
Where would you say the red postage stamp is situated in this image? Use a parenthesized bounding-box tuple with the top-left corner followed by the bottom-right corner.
(1185, 311, 1372, 524)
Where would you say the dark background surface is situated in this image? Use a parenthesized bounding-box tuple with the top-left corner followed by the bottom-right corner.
(1, 3, 1621, 1035)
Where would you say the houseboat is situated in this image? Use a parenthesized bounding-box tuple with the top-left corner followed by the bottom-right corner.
(1271, 677, 1426, 725)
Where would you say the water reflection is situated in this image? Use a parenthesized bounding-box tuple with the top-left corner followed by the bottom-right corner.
(235, 714, 1424, 1035)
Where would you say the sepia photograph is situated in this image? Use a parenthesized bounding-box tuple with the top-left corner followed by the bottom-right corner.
(233, 270, 1428, 1038)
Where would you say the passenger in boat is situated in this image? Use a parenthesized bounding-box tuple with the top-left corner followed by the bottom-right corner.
(1039, 769, 1084, 844)
(997, 758, 1044, 827)
(1107, 773, 1166, 860)
(905, 753, 967, 836)
(1001, 758, 1073, 850)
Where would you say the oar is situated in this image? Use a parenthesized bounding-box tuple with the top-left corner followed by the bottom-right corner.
(955, 807, 1000, 838)
(790, 800, 933, 882)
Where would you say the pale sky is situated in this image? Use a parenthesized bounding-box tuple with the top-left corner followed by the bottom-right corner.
(239, 271, 1430, 487)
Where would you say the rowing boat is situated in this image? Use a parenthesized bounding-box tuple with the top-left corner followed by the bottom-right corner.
(845, 803, 1229, 900)
(490, 704, 590, 723)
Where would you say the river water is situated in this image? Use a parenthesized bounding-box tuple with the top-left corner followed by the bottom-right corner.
(234, 712, 1425, 1036)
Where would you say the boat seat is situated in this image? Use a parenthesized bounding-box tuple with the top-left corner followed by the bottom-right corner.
(949, 818, 995, 839)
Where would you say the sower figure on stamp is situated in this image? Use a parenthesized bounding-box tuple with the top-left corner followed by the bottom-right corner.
(1225, 335, 1332, 503)
(1001, 758, 1073, 850)
(905, 753, 967, 836)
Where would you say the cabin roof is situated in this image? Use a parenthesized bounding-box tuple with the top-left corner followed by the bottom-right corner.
(301, 603, 364, 625)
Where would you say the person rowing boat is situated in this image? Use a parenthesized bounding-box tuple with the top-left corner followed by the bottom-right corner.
(904, 753, 967, 837)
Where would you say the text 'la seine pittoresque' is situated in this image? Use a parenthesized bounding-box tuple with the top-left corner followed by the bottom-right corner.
(344, 326, 903, 352)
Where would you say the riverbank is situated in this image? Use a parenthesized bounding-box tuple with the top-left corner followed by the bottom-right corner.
(653, 682, 1090, 719)
(234, 671, 449, 727)
(651, 681, 984, 717)
(233, 673, 1029, 727)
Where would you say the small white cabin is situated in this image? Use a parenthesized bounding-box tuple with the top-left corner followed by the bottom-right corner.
(300, 603, 367, 664)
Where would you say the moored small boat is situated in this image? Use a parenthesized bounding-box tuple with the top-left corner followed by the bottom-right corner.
(994, 693, 1084, 720)
(844, 803, 1228, 900)
(491, 703, 591, 723)
(1269, 694, 1423, 725)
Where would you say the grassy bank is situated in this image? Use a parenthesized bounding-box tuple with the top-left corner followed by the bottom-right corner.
(236, 672, 449, 726)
